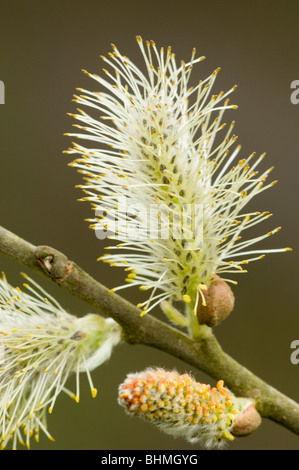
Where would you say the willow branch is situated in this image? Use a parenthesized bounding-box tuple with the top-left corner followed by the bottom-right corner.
(0, 225, 298, 436)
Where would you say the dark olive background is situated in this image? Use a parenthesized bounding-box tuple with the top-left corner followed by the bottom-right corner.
(0, 0, 298, 450)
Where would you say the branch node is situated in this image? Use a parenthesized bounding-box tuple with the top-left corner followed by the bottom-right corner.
(35, 245, 73, 282)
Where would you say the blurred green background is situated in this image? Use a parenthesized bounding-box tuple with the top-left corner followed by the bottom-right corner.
(0, 0, 298, 450)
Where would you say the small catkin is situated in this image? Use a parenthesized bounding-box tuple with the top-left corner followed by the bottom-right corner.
(118, 368, 246, 448)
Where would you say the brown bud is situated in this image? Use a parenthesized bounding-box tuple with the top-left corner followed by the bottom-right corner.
(197, 275, 234, 327)
(232, 404, 262, 437)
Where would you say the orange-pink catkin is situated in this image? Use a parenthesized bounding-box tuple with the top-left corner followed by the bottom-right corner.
(118, 368, 242, 447)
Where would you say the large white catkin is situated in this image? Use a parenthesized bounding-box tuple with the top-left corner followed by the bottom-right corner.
(65, 37, 289, 317)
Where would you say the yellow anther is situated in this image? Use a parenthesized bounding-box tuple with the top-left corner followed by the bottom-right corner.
(198, 284, 208, 291)
(127, 272, 136, 279)
(139, 285, 149, 291)
(183, 295, 191, 303)
(223, 431, 234, 441)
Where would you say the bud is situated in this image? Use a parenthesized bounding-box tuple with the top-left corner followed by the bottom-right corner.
(118, 368, 246, 448)
(197, 275, 234, 327)
(232, 403, 262, 436)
